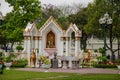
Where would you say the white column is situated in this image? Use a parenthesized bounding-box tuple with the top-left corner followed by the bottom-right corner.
(75, 37, 80, 56)
(38, 36, 42, 55)
(60, 37, 64, 56)
(69, 38, 71, 53)
(65, 37, 69, 56)
(31, 35, 33, 50)
(35, 36, 38, 49)
(23, 37, 27, 51)
(34, 36, 39, 67)
(26, 36, 31, 66)
(68, 60, 72, 69)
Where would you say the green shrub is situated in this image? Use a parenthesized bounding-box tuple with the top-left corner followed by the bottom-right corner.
(11, 59, 28, 68)
(114, 59, 120, 65)
(99, 47, 106, 56)
(97, 56, 108, 62)
(94, 49, 98, 52)
(16, 45, 24, 51)
(12, 63, 27, 68)
(0, 52, 3, 60)
(93, 64, 117, 68)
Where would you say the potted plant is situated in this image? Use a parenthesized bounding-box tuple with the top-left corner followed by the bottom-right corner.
(115, 59, 120, 74)
(117, 64, 120, 74)
(39, 55, 51, 72)
(16, 45, 24, 52)
(3, 54, 16, 70)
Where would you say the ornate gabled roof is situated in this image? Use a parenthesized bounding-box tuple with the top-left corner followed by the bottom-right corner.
(24, 22, 36, 32)
(23, 16, 81, 37)
(25, 22, 33, 32)
(66, 23, 81, 37)
(66, 23, 79, 33)
(39, 16, 63, 32)
(24, 22, 38, 36)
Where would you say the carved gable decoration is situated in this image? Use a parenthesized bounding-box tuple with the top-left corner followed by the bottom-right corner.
(23, 16, 81, 37)
(39, 16, 63, 36)
(66, 23, 81, 37)
(24, 22, 38, 36)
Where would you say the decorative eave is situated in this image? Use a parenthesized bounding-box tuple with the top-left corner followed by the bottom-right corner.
(24, 22, 38, 36)
(66, 23, 76, 33)
(39, 16, 63, 33)
(66, 23, 81, 37)
(24, 22, 36, 32)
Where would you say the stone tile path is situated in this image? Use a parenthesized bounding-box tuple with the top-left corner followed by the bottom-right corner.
(16, 68, 120, 74)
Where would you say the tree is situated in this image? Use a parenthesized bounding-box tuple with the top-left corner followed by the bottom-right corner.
(35, 4, 69, 30)
(68, 8, 88, 51)
(35, 4, 63, 28)
(2, 0, 41, 51)
(85, 0, 120, 60)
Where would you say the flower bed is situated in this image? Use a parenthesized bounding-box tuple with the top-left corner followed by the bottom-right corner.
(39, 55, 51, 65)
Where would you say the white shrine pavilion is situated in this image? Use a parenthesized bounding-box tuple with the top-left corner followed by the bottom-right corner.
(23, 16, 82, 66)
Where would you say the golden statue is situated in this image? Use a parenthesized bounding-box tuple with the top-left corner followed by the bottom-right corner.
(83, 49, 91, 63)
(30, 49, 36, 67)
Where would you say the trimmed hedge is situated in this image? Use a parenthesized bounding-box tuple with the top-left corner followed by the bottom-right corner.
(11, 63, 27, 68)
(93, 64, 117, 68)
(11, 59, 28, 68)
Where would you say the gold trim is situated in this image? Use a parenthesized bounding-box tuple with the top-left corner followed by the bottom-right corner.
(38, 36, 42, 40)
(39, 16, 63, 32)
(33, 36, 38, 40)
(75, 37, 80, 41)
(24, 36, 31, 40)
(26, 36, 31, 40)
(60, 37, 64, 41)
(66, 37, 70, 41)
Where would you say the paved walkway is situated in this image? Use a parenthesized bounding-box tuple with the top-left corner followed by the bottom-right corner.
(16, 68, 120, 74)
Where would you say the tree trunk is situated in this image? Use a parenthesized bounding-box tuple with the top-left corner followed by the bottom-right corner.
(81, 32, 88, 51)
(10, 41, 14, 52)
(3, 44, 7, 52)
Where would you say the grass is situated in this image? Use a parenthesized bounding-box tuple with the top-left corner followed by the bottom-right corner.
(0, 69, 120, 80)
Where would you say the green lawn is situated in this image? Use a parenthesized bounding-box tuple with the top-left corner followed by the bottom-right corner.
(0, 69, 120, 80)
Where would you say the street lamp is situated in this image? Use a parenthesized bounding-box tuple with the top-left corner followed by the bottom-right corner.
(99, 13, 112, 56)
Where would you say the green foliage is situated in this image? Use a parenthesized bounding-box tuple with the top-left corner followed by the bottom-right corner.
(94, 49, 98, 52)
(3, 54, 16, 62)
(93, 64, 117, 68)
(97, 56, 108, 62)
(12, 63, 27, 68)
(99, 48, 106, 56)
(58, 16, 69, 30)
(12, 59, 28, 68)
(114, 59, 120, 65)
(0, 52, 3, 57)
(39, 55, 51, 65)
(85, 0, 120, 59)
(16, 45, 24, 51)
(35, 4, 63, 28)
(68, 8, 88, 50)
(2, 0, 41, 47)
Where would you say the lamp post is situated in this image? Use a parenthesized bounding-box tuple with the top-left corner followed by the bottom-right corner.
(99, 13, 112, 56)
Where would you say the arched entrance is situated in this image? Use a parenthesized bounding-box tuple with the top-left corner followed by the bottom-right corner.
(45, 31, 56, 56)
(46, 31, 56, 48)
(71, 32, 75, 53)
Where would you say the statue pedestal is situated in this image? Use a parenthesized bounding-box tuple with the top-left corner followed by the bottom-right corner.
(62, 61, 67, 69)
(60, 56, 79, 69)
(44, 48, 56, 56)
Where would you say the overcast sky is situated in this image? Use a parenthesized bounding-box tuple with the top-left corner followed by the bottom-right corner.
(0, 0, 93, 16)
